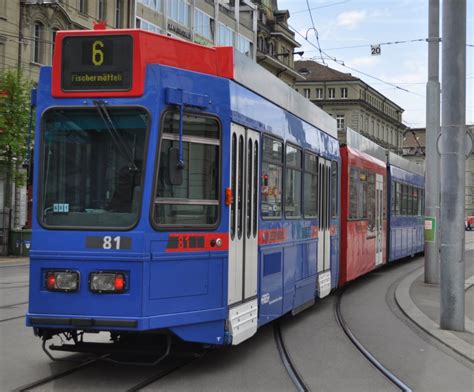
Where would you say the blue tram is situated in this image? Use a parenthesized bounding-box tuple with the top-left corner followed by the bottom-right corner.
(26, 28, 340, 347)
(387, 153, 425, 261)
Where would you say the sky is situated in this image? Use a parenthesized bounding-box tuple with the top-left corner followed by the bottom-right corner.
(278, 0, 473, 128)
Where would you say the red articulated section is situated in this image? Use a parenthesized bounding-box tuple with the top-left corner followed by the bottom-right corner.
(52, 29, 234, 98)
(339, 146, 387, 286)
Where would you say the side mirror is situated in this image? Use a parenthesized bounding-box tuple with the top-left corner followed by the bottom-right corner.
(168, 147, 183, 185)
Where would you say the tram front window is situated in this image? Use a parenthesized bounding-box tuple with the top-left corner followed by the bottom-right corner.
(40, 107, 148, 228)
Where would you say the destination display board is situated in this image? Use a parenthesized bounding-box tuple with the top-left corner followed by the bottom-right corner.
(61, 35, 133, 92)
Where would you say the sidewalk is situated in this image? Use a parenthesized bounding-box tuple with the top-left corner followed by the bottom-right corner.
(395, 246, 474, 363)
(0, 256, 29, 265)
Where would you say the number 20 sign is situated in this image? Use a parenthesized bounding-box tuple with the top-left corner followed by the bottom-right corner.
(371, 44, 381, 56)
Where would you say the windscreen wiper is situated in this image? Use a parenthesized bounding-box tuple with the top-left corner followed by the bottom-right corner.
(93, 100, 138, 172)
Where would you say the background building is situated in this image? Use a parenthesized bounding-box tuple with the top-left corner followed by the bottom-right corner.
(294, 60, 406, 152)
(254, 0, 303, 86)
(402, 125, 474, 216)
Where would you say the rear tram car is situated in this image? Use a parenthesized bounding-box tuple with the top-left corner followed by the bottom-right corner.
(27, 27, 340, 349)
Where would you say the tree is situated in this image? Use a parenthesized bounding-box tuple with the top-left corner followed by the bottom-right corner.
(0, 69, 33, 212)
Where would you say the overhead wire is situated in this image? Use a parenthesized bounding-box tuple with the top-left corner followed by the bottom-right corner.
(304, 0, 326, 65)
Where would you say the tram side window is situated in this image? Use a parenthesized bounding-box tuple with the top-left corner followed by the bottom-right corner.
(407, 185, 413, 216)
(331, 161, 338, 218)
(349, 167, 358, 219)
(367, 172, 376, 233)
(261, 136, 283, 219)
(304, 152, 318, 218)
(349, 167, 367, 219)
(154, 112, 220, 227)
(285, 144, 302, 218)
(401, 184, 408, 215)
(395, 182, 401, 216)
(420, 189, 425, 215)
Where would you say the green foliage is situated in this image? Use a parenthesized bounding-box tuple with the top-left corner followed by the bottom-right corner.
(0, 69, 34, 189)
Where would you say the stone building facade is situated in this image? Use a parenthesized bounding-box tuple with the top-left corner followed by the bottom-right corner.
(402, 125, 474, 216)
(254, 0, 302, 86)
(294, 60, 406, 152)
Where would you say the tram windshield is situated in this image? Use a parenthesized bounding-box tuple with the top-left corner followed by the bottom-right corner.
(40, 107, 148, 228)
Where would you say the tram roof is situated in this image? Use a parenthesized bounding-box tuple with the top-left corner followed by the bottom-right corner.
(51, 28, 336, 139)
(342, 127, 387, 162)
(388, 152, 425, 177)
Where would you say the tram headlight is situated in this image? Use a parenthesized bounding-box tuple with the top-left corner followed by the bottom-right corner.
(89, 272, 126, 293)
(45, 271, 79, 292)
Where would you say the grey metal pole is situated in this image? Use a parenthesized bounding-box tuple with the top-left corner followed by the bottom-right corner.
(440, 0, 466, 331)
(424, 0, 440, 284)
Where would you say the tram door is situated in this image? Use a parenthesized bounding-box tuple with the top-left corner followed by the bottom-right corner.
(317, 158, 331, 297)
(228, 124, 260, 306)
(375, 174, 383, 265)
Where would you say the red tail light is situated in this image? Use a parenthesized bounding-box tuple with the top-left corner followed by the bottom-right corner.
(45, 271, 79, 292)
(89, 272, 127, 293)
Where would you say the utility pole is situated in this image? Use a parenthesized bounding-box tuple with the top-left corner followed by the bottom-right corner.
(440, 0, 466, 331)
(424, 0, 440, 284)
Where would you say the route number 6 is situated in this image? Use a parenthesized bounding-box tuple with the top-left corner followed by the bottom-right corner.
(92, 40, 104, 66)
(103, 236, 121, 249)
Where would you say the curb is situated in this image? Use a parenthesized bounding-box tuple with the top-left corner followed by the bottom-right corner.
(395, 267, 474, 363)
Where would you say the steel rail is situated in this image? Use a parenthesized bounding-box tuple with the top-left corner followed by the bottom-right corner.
(0, 315, 24, 323)
(273, 322, 310, 392)
(335, 288, 412, 392)
(0, 301, 28, 309)
(13, 357, 102, 392)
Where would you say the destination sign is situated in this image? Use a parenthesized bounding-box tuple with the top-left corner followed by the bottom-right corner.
(61, 35, 133, 92)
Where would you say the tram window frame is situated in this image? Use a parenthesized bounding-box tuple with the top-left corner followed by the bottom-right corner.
(331, 161, 338, 218)
(349, 166, 368, 220)
(401, 183, 408, 216)
(395, 181, 401, 216)
(152, 110, 222, 230)
(303, 151, 318, 219)
(261, 135, 283, 220)
(285, 143, 303, 219)
(367, 172, 376, 235)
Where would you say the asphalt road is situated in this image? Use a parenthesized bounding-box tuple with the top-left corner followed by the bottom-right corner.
(1, 236, 473, 391)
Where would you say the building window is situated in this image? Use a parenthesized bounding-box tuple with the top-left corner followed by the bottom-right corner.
(268, 41, 274, 56)
(328, 88, 335, 99)
(194, 9, 213, 41)
(51, 28, 59, 64)
(136, 17, 162, 33)
(167, 0, 190, 27)
(217, 23, 234, 46)
(303, 88, 310, 99)
(336, 115, 345, 130)
(0, 42, 5, 70)
(33, 22, 43, 64)
(98, 0, 106, 20)
(138, 0, 161, 12)
(341, 87, 348, 98)
(115, 0, 123, 28)
(315, 88, 323, 99)
(237, 34, 252, 58)
(79, 0, 88, 14)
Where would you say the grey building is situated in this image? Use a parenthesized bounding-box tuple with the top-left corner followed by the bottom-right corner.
(402, 125, 474, 216)
(294, 60, 407, 153)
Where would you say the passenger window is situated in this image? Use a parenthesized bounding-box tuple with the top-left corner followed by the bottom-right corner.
(304, 152, 318, 218)
(285, 144, 302, 218)
(331, 161, 338, 218)
(154, 112, 220, 227)
(367, 172, 376, 233)
(349, 167, 358, 219)
(401, 184, 408, 215)
(261, 135, 283, 219)
(395, 182, 402, 216)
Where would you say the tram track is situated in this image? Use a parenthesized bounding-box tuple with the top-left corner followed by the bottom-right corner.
(13, 343, 207, 392)
(273, 322, 310, 392)
(14, 356, 103, 392)
(335, 287, 412, 392)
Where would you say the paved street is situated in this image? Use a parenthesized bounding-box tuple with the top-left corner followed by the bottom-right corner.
(0, 236, 473, 391)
